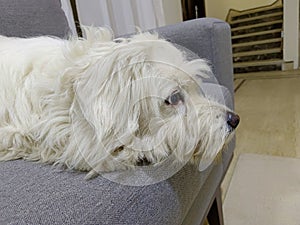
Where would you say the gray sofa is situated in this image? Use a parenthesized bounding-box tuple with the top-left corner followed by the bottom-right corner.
(0, 1, 234, 225)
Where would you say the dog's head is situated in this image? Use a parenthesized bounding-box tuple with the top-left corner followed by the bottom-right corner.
(71, 28, 239, 174)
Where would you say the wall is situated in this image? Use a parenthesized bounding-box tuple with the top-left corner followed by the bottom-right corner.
(204, 0, 276, 20)
(283, 0, 299, 69)
(162, 0, 183, 25)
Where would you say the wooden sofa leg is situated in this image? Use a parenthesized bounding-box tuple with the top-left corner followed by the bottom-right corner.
(207, 187, 224, 225)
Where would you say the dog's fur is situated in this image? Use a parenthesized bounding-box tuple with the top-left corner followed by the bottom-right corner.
(0, 28, 237, 178)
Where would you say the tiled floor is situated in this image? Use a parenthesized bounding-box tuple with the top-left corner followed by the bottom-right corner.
(222, 74, 300, 200)
(224, 153, 300, 225)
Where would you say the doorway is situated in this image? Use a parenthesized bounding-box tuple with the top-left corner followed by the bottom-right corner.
(181, 0, 206, 21)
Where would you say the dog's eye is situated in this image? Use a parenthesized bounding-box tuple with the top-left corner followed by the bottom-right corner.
(165, 91, 184, 105)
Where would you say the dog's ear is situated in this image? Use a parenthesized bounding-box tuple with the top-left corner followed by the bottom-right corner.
(71, 44, 149, 154)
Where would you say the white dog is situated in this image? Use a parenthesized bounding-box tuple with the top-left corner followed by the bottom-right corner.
(0, 28, 239, 178)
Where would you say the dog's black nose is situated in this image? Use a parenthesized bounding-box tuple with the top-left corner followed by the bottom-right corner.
(227, 111, 240, 129)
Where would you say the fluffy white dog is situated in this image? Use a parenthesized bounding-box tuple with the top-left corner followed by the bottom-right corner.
(0, 28, 239, 178)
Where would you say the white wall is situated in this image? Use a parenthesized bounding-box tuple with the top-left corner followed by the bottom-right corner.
(283, 0, 299, 69)
(162, 0, 183, 25)
(205, 0, 276, 20)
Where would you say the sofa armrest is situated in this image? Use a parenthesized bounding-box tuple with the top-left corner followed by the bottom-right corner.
(156, 18, 234, 97)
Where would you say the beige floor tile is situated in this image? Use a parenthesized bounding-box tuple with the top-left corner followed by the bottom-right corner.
(224, 154, 300, 225)
(222, 77, 300, 200)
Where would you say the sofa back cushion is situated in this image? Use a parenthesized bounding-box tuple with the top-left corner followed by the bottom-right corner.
(0, 0, 70, 38)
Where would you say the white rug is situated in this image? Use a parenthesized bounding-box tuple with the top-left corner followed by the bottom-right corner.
(223, 153, 300, 225)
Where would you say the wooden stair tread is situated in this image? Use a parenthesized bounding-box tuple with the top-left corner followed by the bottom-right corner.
(232, 28, 282, 39)
(231, 4, 282, 18)
(233, 48, 282, 57)
(231, 20, 283, 32)
(230, 11, 283, 25)
(233, 59, 283, 68)
(232, 38, 282, 48)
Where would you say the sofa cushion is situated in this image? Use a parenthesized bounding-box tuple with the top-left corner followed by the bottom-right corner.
(0, 0, 70, 38)
(201, 83, 233, 110)
(156, 18, 234, 98)
(0, 159, 219, 225)
(0, 14, 235, 224)
(0, 83, 231, 225)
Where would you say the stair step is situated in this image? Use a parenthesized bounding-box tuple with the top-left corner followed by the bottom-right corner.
(234, 70, 300, 80)
(230, 11, 283, 25)
(232, 28, 282, 39)
(232, 38, 282, 48)
(234, 59, 283, 68)
(232, 7, 283, 22)
(233, 48, 282, 57)
(231, 5, 282, 19)
(229, 1, 284, 74)
(231, 20, 283, 32)
(234, 64, 281, 74)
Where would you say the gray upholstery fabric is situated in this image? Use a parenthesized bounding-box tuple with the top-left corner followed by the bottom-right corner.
(0, 83, 232, 225)
(0, 8, 235, 224)
(182, 162, 223, 225)
(157, 17, 236, 182)
(156, 18, 234, 98)
(0, 160, 217, 225)
(201, 83, 233, 110)
(0, 0, 70, 38)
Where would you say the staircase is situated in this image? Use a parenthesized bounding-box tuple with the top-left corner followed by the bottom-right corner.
(226, 0, 283, 77)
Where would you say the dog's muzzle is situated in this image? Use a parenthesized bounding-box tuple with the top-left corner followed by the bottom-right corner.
(227, 111, 240, 130)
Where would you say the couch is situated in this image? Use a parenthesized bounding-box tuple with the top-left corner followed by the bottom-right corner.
(0, 1, 235, 224)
